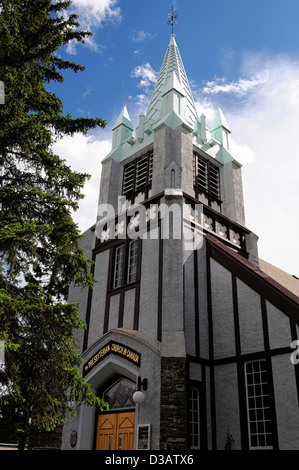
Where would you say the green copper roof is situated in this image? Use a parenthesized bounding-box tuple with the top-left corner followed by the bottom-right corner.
(210, 106, 231, 133)
(103, 36, 238, 166)
(112, 104, 134, 131)
(146, 34, 198, 129)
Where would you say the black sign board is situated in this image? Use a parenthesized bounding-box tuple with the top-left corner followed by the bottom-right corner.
(83, 341, 141, 377)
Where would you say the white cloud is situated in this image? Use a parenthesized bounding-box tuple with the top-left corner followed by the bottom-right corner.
(131, 63, 158, 89)
(192, 53, 299, 274)
(202, 73, 269, 97)
(70, 0, 121, 28)
(131, 30, 153, 43)
(230, 139, 255, 166)
(65, 0, 121, 53)
(53, 133, 111, 232)
(223, 55, 299, 275)
(82, 87, 92, 99)
(128, 63, 158, 124)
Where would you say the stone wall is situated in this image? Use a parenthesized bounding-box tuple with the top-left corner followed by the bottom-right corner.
(160, 357, 187, 450)
(28, 425, 62, 450)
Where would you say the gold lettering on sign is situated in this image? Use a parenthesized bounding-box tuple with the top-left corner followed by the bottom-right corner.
(111, 343, 140, 364)
(83, 341, 141, 376)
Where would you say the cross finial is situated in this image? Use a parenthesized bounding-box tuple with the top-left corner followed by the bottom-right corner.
(168, 5, 178, 34)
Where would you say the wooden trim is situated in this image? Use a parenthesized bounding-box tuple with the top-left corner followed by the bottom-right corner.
(93, 191, 165, 256)
(83, 252, 96, 352)
(103, 247, 115, 335)
(206, 234, 299, 321)
(118, 291, 125, 328)
(290, 319, 299, 406)
(206, 242, 217, 449)
(133, 238, 142, 330)
(231, 274, 249, 449)
(194, 248, 200, 357)
(261, 297, 279, 450)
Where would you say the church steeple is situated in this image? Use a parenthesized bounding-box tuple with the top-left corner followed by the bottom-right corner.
(146, 34, 198, 130)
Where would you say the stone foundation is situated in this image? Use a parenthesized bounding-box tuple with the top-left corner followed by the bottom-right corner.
(160, 357, 187, 450)
(28, 425, 62, 450)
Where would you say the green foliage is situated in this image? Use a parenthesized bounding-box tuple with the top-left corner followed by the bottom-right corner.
(0, 0, 107, 448)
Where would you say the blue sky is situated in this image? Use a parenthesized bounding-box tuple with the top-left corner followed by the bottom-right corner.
(52, 0, 299, 276)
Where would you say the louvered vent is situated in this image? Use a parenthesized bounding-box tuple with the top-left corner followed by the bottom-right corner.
(148, 152, 153, 184)
(123, 163, 135, 195)
(194, 152, 221, 205)
(122, 152, 153, 199)
(197, 157, 208, 192)
(209, 164, 220, 200)
(136, 156, 148, 191)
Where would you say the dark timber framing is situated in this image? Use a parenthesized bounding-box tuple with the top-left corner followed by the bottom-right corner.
(186, 233, 299, 450)
(83, 192, 165, 350)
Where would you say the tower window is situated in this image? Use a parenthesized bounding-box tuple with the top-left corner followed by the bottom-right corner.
(127, 240, 138, 284)
(194, 152, 221, 205)
(112, 241, 139, 290)
(123, 152, 153, 202)
(113, 245, 124, 289)
(245, 360, 273, 449)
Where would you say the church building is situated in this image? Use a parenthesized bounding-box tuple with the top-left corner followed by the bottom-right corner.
(61, 33, 299, 451)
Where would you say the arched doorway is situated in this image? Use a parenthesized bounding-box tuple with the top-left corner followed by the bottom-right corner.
(95, 377, 136, 450)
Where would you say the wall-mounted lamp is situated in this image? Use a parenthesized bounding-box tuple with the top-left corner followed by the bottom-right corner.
(133, 376, 148, 405)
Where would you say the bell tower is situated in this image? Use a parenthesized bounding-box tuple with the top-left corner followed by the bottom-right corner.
(61, 29, 299, 452)
(82, 32, 259, 451)
(97, 32, 255, 259)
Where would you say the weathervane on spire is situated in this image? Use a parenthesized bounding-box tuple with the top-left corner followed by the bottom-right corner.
(168, 5, 178, 34)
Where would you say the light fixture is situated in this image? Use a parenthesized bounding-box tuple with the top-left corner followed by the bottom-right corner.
(133, 376, 148, 405)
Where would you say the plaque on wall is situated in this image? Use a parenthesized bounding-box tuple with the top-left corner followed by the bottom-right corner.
(137, 424, 151, 450)
(70, 430, 77, 448)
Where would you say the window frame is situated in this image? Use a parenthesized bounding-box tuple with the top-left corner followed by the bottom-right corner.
(127, 240, 138, 284)
(188, 386, 200, 450)
(244, 359, 274, 450)
(111, 239, 140, 291)
(113, 245, 125, 289)
(194, 151, 221, 206)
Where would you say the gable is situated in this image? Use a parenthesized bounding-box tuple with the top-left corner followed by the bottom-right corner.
(206, 234, 299, 325)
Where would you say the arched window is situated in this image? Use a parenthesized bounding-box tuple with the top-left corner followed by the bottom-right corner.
(103, 378, 136, 411)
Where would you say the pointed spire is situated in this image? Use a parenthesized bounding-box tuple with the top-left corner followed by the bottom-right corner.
(112, 105, 134, 150)
(112, 104, 133, 131)
(210, 107, 232, 151)
(210, 106, 231, 133)
(146, 35, 198, 129)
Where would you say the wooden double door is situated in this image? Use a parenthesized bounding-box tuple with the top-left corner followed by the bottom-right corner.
(96, 411, 135, 450)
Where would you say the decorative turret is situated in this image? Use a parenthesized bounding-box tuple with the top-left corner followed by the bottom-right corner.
(210, 106, 232, 151)
(111, 105, 134, 150)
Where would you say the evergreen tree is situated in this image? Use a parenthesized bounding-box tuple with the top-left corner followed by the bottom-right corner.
(0, 0, 107, 449)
